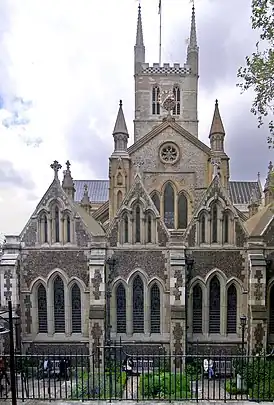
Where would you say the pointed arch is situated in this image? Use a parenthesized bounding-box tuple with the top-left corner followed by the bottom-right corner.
(71, 283, 81, 333)
(65, 214, 71, 243)
(223, 211, 229, 243)
(132, 275, 144, 333)
(150, 282, 160, 333)
(152, 85, 160, 115)
(227, 283, 237, 333)
(163, 182, 175, 229)
(37, 284, 47, 333)
(200, 213, 206, 243)
(116, 283, 126, 333)
(209, 275, 220, 333)
(117, 190, 123, 210)
(178, 192, 188, 229)
(173, 85, 180, 115)
(192, 283, 203, 333)
(151, 192, 160, 213)
(54, 205, 60, 243)
(123, 214, 129, 243)
(53, 275, 65, 332)
(117, 173, 123, 186)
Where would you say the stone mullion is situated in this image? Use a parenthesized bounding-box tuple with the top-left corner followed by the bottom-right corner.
(126, 287, 133, 336)
(65, 285, 71, 335)
(144, 284, 149, 336)
(47, 285, 54, 335)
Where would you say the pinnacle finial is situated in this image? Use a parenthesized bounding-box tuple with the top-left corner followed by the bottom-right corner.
(66, 160, 71, 171)
(136, 1, 144, 46)
(50, 160, 62, 180)
(119, 100, 122, 107)
(215, 99, 218, 105)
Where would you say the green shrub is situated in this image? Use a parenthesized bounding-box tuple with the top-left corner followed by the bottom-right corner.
(225, 379, 247, 395)
(139, 372, 191, 399)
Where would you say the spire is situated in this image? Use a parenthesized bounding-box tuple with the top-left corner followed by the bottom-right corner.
(80, 184, 91, 214)
(134, 4, 145, 73)
(112, 100, 129, 155)
(62, 160, 75, 200)
(210, 100, 225, 136)
(188, 4, 197, 50)
(136, 4, 144, 46)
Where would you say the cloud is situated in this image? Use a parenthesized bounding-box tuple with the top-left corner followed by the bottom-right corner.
(0, 160, 35, 190)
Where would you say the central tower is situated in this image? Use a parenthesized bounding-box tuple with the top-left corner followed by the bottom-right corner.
(133, 5, 199, 142)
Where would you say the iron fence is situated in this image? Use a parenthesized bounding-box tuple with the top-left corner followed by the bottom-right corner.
(1, 348, 274, 401)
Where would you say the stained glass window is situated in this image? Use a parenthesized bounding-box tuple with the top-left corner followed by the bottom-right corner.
(54, 276, 65, 333)
(178, 193, 188, 229)
(55, 207, 60, 243)
(124, 215, 129, 243)
(173, 86, 180, 115)
(270, 286, 274, 334)
(164, 183, 174, 229)
(193, 284, 202, 333)
(152, 86, 160, 115)
(147, 215, 152, 243)
(200, 215, 206, 243)
(223, 212, 229, 243)
(72, 284, 81, 333)
(227, 284, 237, 333)
(212, 204, 218, 243)
(209, 276, 220, 333)
(135, 205, 141, 243)
(150, 283, 160, 333)
(38, 284, 47, 333)
(66, 215, 71, 243)
(151, 193, 160, 213)
(116, 283, 126, 333)
(133, 276, 144, 333)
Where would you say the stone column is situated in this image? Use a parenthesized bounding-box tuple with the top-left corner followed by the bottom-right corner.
(248, 253, 267, 354)
(170, 250, 186, 370)
(89, 248, 106, 370)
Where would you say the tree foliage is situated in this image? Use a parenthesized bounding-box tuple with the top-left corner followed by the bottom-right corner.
(237, 0, 274, 146)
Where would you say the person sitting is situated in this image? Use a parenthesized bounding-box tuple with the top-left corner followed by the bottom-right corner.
(122, 356, 134, 376)
(203, 358, 214, 379)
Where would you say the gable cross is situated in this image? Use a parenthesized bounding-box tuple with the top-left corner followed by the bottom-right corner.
(50, 160, 62, 180)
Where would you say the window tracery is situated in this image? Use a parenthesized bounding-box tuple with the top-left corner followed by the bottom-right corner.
(227, 284, 237, 334)
(172, 86, 180, 115)
(159, 142, 179, 164)
(209, 276, 220, 333)
(150, 283, 160, 333)
(54, 276, 65, 333)
(192, 284, 202, 333)
(132, 276, 144, 333)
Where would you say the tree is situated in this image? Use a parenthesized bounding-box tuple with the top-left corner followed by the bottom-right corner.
(237, 0, 274, 147)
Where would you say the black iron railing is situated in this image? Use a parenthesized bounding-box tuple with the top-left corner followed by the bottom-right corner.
(1, 348, 274, 401)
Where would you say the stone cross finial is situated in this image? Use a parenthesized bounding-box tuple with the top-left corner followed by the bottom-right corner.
(50, 160, 62, 180)
(211, 158, 220, 178)
(66, 160, 71, 171)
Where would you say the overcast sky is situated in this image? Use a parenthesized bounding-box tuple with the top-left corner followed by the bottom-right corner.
(0, 0, 272, 234)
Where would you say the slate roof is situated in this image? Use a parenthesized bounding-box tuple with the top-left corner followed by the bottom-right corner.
(74, 179, 262, 206)
(228, 181, 261, 205)
(74, 180, 109, 203)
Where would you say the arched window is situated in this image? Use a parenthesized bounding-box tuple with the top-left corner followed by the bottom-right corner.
(54, 276, 65, 333)
(227, 284, 237, 334)
(270, 286, 274, 334)
(178, 193, 188, 229)
(116, 283, 126, 333)
(209, 276, 220, 333)
(200, 214, 206, 243)
(164, 183, 175, 229)
(152, 85, 160, 115)
(223, 212, 229, 244)
(38, 284, 47, 333)
(173, 86, 180, 115)
(150, 283, 160, 333)
(211, 204, 218, 243)
(124, 215, 129, 243)
(151, 193, 160, 213)
(42, 214, 48, 243)
(66, 215, 71, 243)
(55, 207, 60, 243)
(71, 284, 81, 333)
(132, 275, 144, 333)
(135, 205, 141, 243)
(117, 173, 123, 186)
(192, 284, 202, 333)
(147, 215, 152, 243)
(117, 190, 123, 210)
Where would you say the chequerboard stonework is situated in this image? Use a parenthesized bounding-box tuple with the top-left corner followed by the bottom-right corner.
(1, 5, 274, 357)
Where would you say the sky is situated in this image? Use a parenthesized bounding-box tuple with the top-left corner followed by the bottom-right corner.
(0, 0, 272, 234)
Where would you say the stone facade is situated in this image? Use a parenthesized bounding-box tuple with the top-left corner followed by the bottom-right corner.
(1, 5, 274, 358)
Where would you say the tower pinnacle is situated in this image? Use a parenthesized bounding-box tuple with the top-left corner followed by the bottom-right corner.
(210, 100, 225, 136)
(134, 4, 145, 73)
(188, 4, 197, 50)
(136, 4, 144, 46)
(112, 100, 129, 154)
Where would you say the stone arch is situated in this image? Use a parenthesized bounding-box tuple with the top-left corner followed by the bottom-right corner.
(67, 276, 86, 291)
(30, 277, 47, 293)
(47, 268, 69, 287)
(205, 268, 227, 286)
(47, 197, 65, 211)
(127, 268, 148, 285)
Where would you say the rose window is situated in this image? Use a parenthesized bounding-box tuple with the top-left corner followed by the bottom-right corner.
(160, 143, 179, 164)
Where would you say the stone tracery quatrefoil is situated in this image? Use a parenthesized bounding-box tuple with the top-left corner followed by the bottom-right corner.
(159, 142, 179, 164)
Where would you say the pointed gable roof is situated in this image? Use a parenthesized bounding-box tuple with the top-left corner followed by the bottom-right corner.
(113, 100, 129, 137)
(209, 100, 225, 136)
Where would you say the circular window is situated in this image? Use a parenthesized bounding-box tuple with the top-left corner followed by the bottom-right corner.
(159, 142, 179, 164)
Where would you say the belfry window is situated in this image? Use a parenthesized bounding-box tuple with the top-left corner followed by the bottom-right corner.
(152, 86, 160, 115)
(173, 86, 180, 115)
(116, 283, 126, 333)
(132, 276, 144, 333)
(164, 183, 175, 229)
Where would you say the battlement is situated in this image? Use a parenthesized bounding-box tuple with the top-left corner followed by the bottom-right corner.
(142, 62, 191, 76)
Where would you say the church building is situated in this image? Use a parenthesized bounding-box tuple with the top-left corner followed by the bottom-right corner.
(1, 5, 274, 357)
